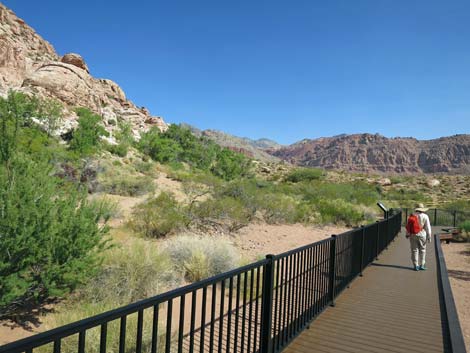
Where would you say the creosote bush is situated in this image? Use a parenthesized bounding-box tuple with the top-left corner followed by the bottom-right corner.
(130, 192, 188, 237)
(284, 167, 324, 183)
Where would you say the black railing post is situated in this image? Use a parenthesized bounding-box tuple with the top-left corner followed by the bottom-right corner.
(260, 254, 275, 353)
(375, 221, 380, 260)
(328, 235, 337, 307)
(359, 226, 365, 277)
(404, 208, 408, 225)
(434, 208, 437, 226)
(453, 211, 457, 228)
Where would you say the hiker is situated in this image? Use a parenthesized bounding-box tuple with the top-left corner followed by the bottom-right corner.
(405, 203, 432, 271)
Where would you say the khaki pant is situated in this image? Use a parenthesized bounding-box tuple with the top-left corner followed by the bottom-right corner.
(409, 234, 427, 267)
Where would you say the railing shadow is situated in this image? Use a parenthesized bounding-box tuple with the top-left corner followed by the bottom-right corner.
(370, 263, 414, 271)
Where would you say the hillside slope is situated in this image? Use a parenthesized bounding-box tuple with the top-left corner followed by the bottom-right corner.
(182, 124, 282, 163)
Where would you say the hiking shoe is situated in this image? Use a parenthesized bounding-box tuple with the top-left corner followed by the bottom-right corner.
(419, 265, 427, 271)
(414, 266, 420, 271)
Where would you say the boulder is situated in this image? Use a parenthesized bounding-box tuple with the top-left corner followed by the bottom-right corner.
(61, 53, 89, 73)
(427, 179, 440, 188)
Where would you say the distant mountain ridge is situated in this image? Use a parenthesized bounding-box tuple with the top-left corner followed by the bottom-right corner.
(270, 133, 470, 174)
(182, 124, 282, 163)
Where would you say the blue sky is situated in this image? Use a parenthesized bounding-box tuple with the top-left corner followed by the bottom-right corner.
(3, 0, 470, 144)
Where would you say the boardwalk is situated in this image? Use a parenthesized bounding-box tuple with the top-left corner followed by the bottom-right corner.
(283, 228, 451, 353)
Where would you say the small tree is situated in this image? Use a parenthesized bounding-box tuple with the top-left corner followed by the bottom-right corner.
(69, 108, 107, 156)
(0, 92, 38, 165)
(0, 156, 109, 314)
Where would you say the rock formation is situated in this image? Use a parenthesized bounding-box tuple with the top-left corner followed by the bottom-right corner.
(0, 3, 167, 139)
(270, 133, 470, 174)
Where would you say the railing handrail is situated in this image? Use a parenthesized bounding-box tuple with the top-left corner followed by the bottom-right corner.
(434, 234, 468, 353)
(401, 207, 470, 228)
(0, 258, 269, 352)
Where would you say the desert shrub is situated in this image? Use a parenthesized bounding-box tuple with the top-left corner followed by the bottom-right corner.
(0, 92, 40, 163)
(300, 181, 379, 206)
(138, 127, 183, 163)
(284, 168, 324, 183)
(98, 172, 154, 196)
(165, 235, 240, 282)
(384, 188, 431, 205)
(256, 193, 305, 224)
(133, 160, 155, 175)
(314, 199, 363, 226)
(0, 155, 109, 313)
(106, 122, 135, 157)
(192, 196, 252, 231)
(458, 220, 470, 237)
(443, 200, 470, 214)
(69, 108, 107, 156)
(105, 143, 128, 157)
(211, 148, 252, 181)
(81, 241, 179, 304)
(130, 192, 188, 237)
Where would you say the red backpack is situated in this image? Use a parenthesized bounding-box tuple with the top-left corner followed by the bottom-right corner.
(406, 214, 422, 235)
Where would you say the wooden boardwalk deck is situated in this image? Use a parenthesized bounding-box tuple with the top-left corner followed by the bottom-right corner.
(283, 228, 451, 353)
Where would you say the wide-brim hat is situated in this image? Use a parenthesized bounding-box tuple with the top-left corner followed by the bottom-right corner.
(415, 203, 429, 212)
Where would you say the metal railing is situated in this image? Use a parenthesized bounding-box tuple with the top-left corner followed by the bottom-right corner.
(434, 235, 468, 353)
(0, 213, 402, 353)
(402, 208, 470, 228)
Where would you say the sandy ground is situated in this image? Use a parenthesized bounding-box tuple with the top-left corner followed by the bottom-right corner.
(233, 222, 349, 260)
(442, 242, 470, 349)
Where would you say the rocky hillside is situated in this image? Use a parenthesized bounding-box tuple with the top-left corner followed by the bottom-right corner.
(182, 124, 282, 163)
(271, 133, 470, 174)
(0, 3, 167, 139)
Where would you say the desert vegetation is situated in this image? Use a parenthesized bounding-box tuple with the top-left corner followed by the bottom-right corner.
(1, 92, 470, 340)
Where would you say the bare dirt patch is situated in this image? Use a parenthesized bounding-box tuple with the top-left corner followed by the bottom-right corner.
(233, 222, 349, 260)
(442, 242, 470, 348)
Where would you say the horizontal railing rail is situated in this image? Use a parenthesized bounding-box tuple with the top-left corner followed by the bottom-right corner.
(0, 213, 403, 353)
(434, 234, 468, 353)
(402, 208, 470, 228)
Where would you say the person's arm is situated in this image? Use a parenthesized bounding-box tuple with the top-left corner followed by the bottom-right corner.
(424, 214, 432, 242)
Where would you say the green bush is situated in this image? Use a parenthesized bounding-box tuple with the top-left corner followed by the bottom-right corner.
(69, 108, 107, 156)
(384, 188, 431, 205)
(0, 92, 42, 163)
(459, 220, 470, 234)
(300, 181, 379, 206)
(444, 200, 470, 214)
(284, 168, 324, 183)
(129, 192, 188, 237)
(192, 196, 252, 231)
(138, 125, 251, 180)
(106, 122, 135, 157)
(98, 173, 154, 196)
(0, 156, 109, 313)
(138, 127, 182, 163)
(211, 148, 252, 181)
(165, 235, 240, 282)
(314, 199, 363, 226)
